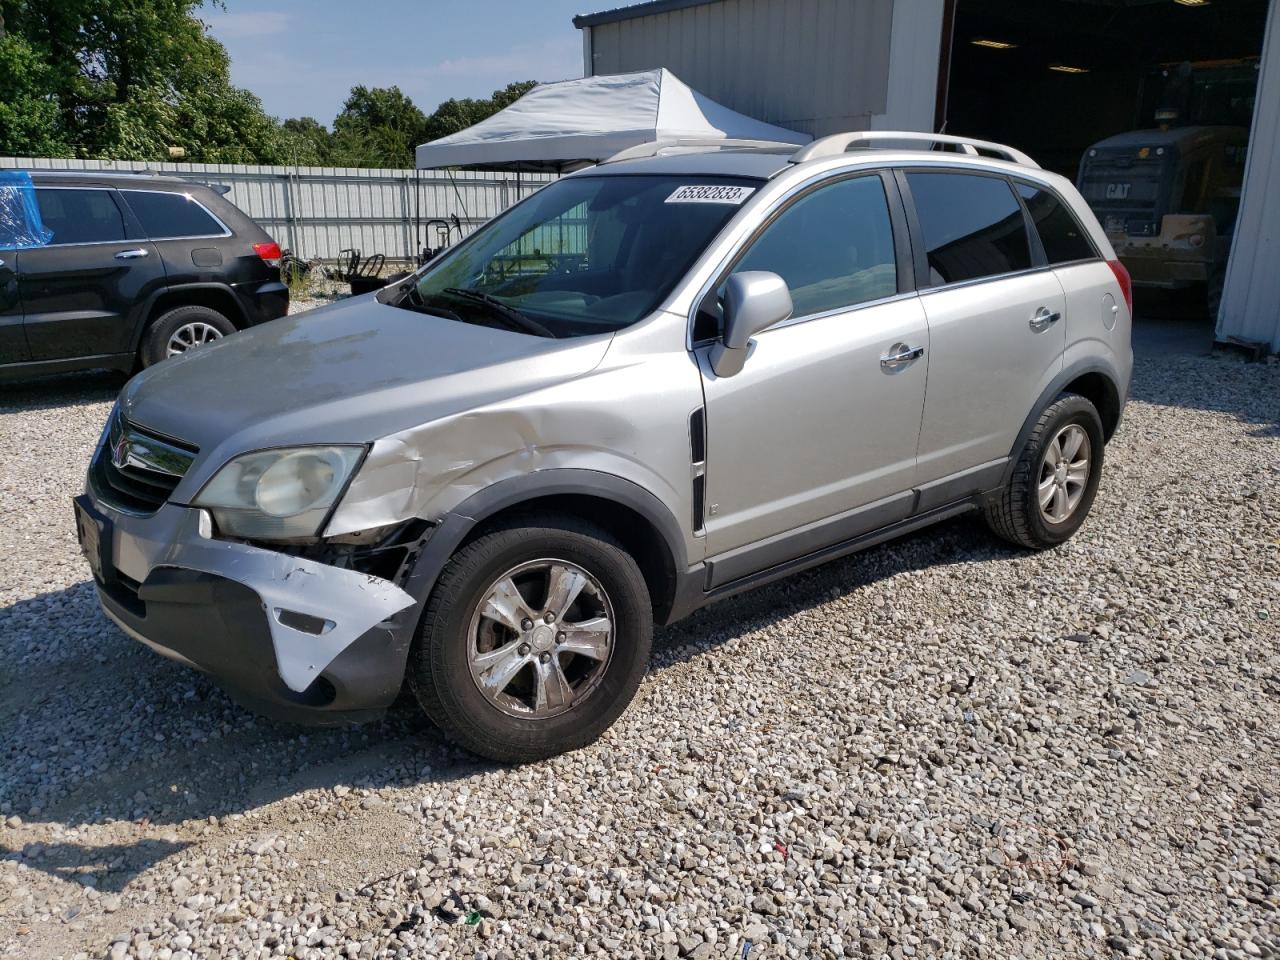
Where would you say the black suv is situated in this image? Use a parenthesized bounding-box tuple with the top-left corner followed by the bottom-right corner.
(0, 170, 288, 380)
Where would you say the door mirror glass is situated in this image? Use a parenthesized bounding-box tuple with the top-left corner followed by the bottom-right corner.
(710, 271, 792, 377)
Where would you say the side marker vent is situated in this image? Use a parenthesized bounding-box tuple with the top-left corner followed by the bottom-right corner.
(689, 408, 707, 533)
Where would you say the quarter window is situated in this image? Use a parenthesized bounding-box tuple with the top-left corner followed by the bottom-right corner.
(1015, 182, 1097, 264)
(123, 191, 224, 239)
(34, 189, 127, 245)
(730, 175, 898, 318)
(906, 172, 1032, 285)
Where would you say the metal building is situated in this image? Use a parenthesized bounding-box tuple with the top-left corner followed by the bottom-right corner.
(1219, 0, 1280, 352)
(574, 0, 944, 136)
(574, 0, 1280, 352)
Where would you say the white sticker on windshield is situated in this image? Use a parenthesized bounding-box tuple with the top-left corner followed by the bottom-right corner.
(665, 184, 756, 205)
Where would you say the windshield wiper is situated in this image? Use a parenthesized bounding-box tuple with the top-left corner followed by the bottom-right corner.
(385, 281, 466, 322)
(376, 272, 422, 305)
(411, 302, 466, 323)
(442, 287, 557, 338)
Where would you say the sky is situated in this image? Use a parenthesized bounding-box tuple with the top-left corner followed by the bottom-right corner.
(202, 0, 603, 125)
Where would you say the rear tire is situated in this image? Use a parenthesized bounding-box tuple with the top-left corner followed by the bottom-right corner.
(141, 305, 236, 367)
(985, 393, 1105, 550)
(409, 515, 652, 763)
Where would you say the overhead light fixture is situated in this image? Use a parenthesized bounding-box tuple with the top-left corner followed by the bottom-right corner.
(971, 38, 1018, 49)
(1049, 64, 1090, 74)
(1173, 0, 1210, 6)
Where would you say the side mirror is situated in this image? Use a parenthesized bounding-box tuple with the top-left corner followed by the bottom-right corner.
(709, 271, 793, 377)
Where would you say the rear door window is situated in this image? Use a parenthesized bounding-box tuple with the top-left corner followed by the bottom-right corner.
(1015, 182, 1097, 264)
(729, 175, 899, 318)
(34, 189, 128, 245)
(905, 172, 1032, 285)
(123, 190, 225, 239)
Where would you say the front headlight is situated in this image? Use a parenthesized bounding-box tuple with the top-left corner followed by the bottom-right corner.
(193, 446, 365, 541)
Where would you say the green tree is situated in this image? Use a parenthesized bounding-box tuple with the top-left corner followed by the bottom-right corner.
(0, 33, 71, 156)
(491, 80, 538, 111)
(280, 117, 333, 165)
(331, 85, 427, 168)
(0, 0, 287, 162)
(1, 0, 541, 169)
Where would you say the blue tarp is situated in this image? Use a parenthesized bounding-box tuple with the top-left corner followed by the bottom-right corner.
(0, 170, 52, 249)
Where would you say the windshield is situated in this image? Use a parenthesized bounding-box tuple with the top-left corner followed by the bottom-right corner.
(402, 174, 760, 337)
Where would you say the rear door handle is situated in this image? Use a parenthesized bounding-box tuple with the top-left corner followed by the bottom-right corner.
(1029, 307, 1061, 332)
(114, 248, 149, 260)
(880, 343, 925, 371)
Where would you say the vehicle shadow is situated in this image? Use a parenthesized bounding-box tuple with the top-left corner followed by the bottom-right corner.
(0, 370, 125, 414)
(0, 512, 1011, 892)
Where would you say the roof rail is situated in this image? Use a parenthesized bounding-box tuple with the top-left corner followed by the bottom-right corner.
(602, 137, 802, 164)
(791, 131, 1039, 168)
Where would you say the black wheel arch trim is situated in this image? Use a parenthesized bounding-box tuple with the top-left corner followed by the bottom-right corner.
(1001, 358, 1126, 490)
(132, 282, 248, 351)
(395, 468, 690, 626)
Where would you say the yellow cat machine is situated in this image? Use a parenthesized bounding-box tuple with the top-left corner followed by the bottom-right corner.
(1077, 57, 1259, 316)
(1078, 125, 1247, 317)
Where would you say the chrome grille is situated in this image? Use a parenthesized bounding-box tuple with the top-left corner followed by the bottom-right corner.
(91, 412, 197, 515)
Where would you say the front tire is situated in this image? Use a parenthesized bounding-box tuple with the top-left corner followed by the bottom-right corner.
(409, 515, 652, 763)
(141, 305, 236, 367)
(985, 393, 1105, 549)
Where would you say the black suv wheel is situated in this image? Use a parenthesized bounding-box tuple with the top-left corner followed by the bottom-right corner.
(141, 305, 236, 367)
(409, 515, 652, 763)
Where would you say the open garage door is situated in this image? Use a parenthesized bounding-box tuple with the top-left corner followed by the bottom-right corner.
(942, 0, 1267, 175)
(940, 0, 1269, 321)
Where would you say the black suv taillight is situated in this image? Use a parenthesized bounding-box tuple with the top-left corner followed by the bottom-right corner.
(253, 241, 282, 267)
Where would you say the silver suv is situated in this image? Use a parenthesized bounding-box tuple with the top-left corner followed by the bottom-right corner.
(76, 132, 1132, 763)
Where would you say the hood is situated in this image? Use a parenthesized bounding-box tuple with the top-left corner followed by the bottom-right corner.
(121, 295, 612, 456)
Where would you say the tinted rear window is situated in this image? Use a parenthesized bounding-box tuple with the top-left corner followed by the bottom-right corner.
(123, 191, 224, 239)
(906, 172, 1031, 285)
(34, 189, 127, 245)
(1016, 182, 1097, 264)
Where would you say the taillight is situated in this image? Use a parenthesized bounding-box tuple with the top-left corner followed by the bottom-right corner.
(253, 241, 282, 267)
(1107, 259, 1132, 315)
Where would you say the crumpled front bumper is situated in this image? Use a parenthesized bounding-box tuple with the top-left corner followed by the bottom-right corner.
(77, 493, 418, 723)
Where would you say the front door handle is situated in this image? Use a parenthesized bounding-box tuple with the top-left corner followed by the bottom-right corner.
(1029, 307, 1061, 332)
(114, 248, 149, 260)
(880, 343, 925, 371)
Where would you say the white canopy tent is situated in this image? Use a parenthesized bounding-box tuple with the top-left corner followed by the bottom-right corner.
(414, 68, 810, 172)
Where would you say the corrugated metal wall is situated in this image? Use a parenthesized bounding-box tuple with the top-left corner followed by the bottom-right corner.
(0, 157, 555, 263)
(586, 0, 895, 136)
(1217, 0, 1280, 353)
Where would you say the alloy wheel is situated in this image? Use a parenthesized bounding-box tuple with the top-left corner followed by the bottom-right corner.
(166, 321, 224, 356)
(467, 559, 614, 719)
(1038, 423, 1091, 524)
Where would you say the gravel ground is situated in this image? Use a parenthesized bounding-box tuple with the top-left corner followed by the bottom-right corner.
(1, 335, 1277, 960)
(286, 276, 352, 314)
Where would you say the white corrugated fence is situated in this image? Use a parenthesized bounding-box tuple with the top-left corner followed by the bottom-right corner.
(0, 157, 557, 264)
